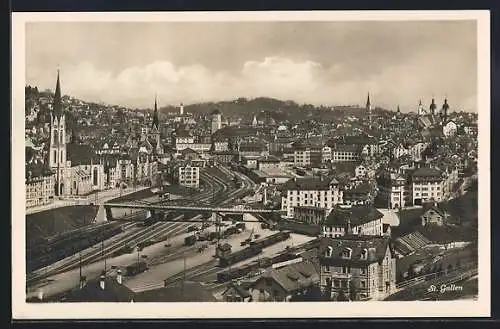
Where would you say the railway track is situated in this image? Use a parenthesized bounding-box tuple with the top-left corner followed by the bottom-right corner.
(27, 166, 253, 286)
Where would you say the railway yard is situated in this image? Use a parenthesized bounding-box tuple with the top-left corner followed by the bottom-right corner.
(25, 166, 318, 301)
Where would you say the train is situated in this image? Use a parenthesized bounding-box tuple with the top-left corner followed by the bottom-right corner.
(249, 231, 291, 249)
(216, 251, 303, 283)
(218, 245, 263, 267)
(27, 224, 124, 272)
(217, 231, 291, 268)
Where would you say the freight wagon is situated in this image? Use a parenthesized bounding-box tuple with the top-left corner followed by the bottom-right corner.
(218, 245, 263, 267)
(249, 231, 291, 249)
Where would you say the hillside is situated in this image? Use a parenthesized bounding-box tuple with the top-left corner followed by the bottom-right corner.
(161, 97, 393, 122)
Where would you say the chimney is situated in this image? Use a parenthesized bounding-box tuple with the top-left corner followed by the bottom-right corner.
(99, 275, 106, 290)
(116, 270, 123, 285)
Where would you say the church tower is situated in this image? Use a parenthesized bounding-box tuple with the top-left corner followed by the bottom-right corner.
(417, 100, 425, 116)
(252, 115, 258, 127)
(441, 98, 450, 124)
(429, 98, 437, 116)
(49, 69, 67, 196)
(150, 95, 162, 155)
(366, 92, 372, 127)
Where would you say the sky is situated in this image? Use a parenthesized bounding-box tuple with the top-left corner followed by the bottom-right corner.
(25, 20, 477, 112)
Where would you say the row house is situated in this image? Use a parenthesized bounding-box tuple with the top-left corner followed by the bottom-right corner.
(319, 236, 397, 301)
(280, 176, 343, 218)
(321, 205, 385, 238)
(25, 165, 55, 208)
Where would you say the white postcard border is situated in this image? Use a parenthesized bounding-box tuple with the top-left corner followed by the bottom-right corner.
(11, 10, 491, 319)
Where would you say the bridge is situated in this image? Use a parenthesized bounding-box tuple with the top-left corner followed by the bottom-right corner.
(94, 202, 280, 224)
(103, 202, 279, 213)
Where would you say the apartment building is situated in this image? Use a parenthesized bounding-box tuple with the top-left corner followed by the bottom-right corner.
(177, 165, 200, 188)
(319, 236, 397, 301)
(281, 176, 343, 218)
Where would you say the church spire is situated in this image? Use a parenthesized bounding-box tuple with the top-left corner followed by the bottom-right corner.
(429, 97, 437, 115)
(53, 69, 64, 118)
(366, 92, 371, 110)
(151, 94, 159, 130)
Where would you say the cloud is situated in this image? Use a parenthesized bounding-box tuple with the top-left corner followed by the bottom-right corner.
(28, 56, 477, 112)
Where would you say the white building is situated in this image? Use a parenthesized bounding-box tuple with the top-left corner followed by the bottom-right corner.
(281, 176, 343, 218)
(211, 109, 222, 135)
(443, 120, 458, 138)
(410, 167, 444, 206)
(177, 165, 200, 188)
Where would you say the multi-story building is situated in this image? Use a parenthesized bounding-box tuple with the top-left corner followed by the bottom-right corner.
(331, 144, 361, 162)
(25, 166, 55, 208)
(293, 206, 330, 225)
(257, 155, 281, 171)
(321, 205, 385, 238)
(321, 146, 332, 163)
(281, 176, 343, 218)
(211, 109, 222, 135)
(376, 171, 409, 209)
(410, 167, 444, 206)
(443, 120, 458, 138)
(177, 165, 200, 188)
(319, 236, 397, 301)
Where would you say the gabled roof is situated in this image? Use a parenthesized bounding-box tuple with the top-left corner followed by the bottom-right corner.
(255, 261, 319, 294)
(324, 205, 384, 227)
(319, 236, 392, 266)
(281, 176, 338, 191)
(411, 167, 443, 179)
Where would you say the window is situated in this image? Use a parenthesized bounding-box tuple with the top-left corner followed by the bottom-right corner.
(333, 280, 340, 288)
(53, 150, 57, 163)
(360, 281, 366, 288)
(323, 265, 330, 273)
(360, 268, 367, 275)
(342, 266, 350, 274)
(341, 247, 352, 259)
(326, 246, 333, 257)
(360, 248, 368, 260)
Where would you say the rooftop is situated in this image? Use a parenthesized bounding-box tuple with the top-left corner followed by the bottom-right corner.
(324, 205, 384, 227)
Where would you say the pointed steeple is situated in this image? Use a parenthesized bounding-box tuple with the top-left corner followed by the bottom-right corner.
(397, 105, 400, 113)
(429, 97, 437, 115)
(366, 92, 371, 110)
(151, 94, 159, 130)
(53, 69, 64, 118)
(442, 98, 449, 123)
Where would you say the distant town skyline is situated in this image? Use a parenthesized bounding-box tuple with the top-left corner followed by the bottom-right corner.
(26, 20, 477, 112)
